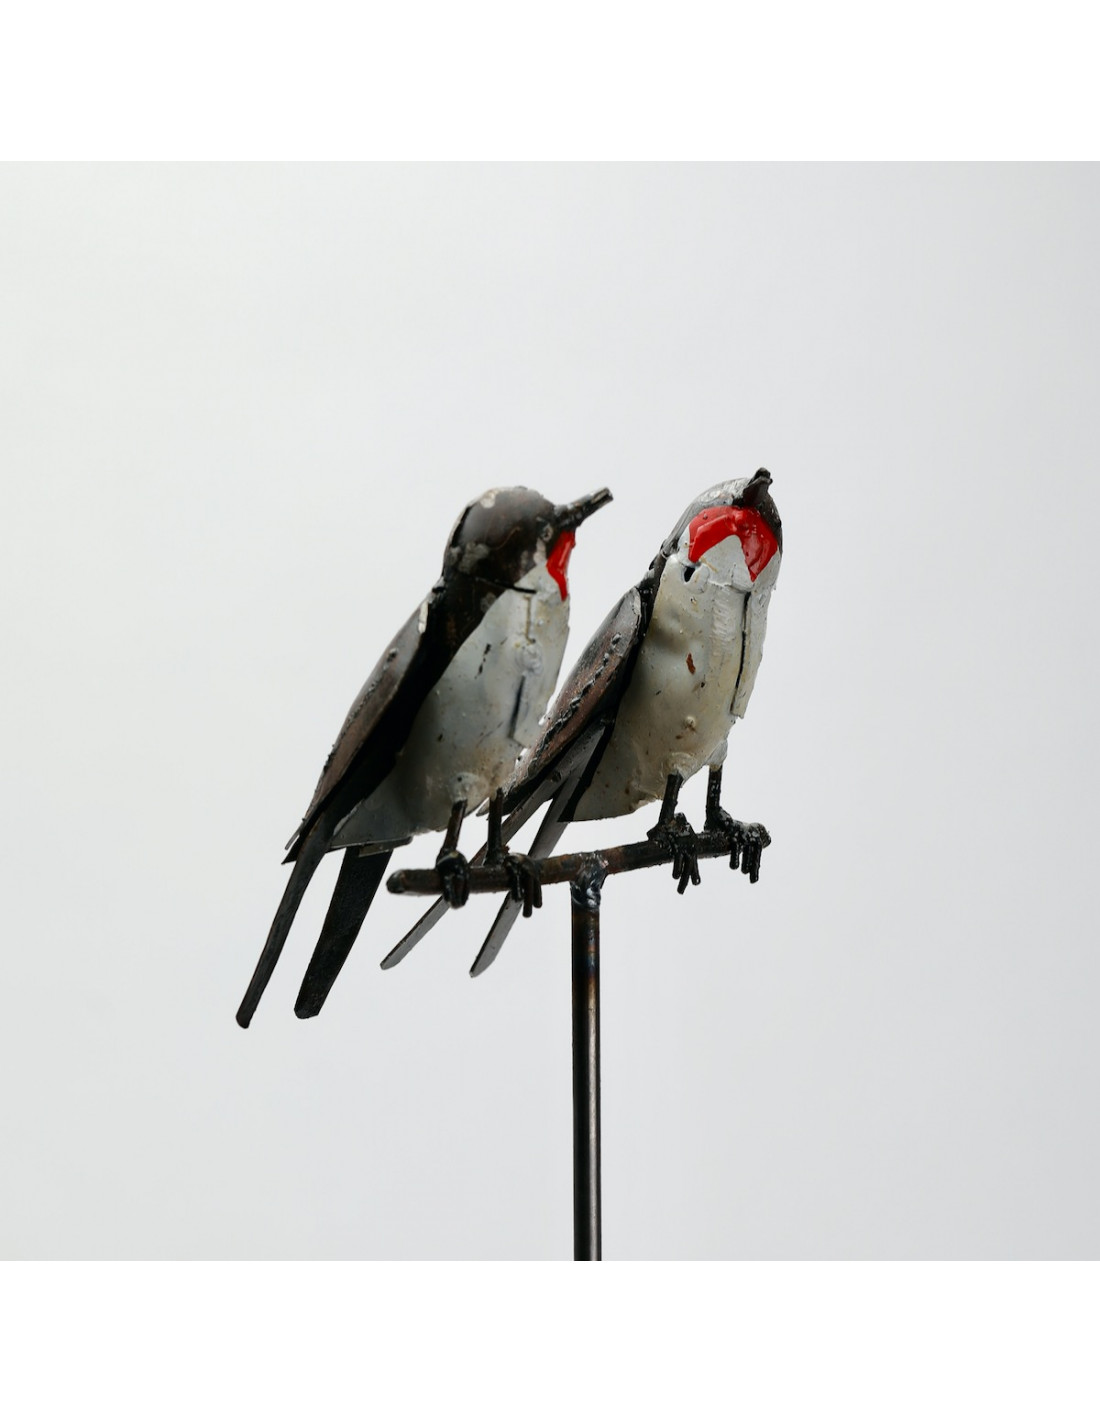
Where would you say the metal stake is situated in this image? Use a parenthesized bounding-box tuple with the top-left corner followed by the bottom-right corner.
(386, 818, 772, 1259)
(570, 858, 606, 1261)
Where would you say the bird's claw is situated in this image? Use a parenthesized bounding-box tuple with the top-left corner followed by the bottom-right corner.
(501, 852, 543, 918)
(436, 848, 472, 907)
(706, 809, 771, 883)
(648, 812, 702, 894)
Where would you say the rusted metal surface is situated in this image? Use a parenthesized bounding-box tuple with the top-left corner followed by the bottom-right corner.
(387, 819, 771, 898)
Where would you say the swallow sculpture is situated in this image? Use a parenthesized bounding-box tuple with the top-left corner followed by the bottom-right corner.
(236, 484, 612, 1026)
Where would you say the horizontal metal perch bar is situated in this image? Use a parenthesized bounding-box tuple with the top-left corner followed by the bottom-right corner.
(386, 826, 766, 897)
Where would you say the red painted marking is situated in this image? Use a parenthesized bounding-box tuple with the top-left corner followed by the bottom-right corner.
(687, 505, 778, 581)
(547, 529, 575, 600)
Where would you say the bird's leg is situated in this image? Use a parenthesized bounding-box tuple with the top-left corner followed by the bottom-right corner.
(485, 788, 505, 863)
(435, 799, 471, 907)
(484, 788, 543, 918)
(647, 771, 701, 894)
(703, 764, 771, 883)
(704, 764, 732, 835)
(656, 769, 683, 829)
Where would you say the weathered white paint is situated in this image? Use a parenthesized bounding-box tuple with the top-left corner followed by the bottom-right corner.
(331, 560, 570, 849)
(574, 499, 780, 821)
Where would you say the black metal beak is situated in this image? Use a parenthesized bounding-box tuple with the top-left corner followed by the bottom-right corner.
(555, 487, 613, 533)
(743, 468, 772, 498)
(741, 467, 782, 552)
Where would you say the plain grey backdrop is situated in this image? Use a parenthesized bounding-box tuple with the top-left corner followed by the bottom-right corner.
(1, 164, 1096, 1259)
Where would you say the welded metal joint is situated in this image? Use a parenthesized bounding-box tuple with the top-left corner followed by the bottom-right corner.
(569, 854, 608, 913)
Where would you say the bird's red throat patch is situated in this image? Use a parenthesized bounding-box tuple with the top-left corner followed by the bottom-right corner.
(687, 505, 778, 581)
(547, 530, 575, 600)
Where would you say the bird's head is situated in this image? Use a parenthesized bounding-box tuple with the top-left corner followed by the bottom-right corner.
(663, 468, 783, 594)
(444, 486, 613, 599)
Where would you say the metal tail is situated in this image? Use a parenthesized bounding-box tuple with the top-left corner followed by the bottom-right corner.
(236, 821, 331, 1028)
(294, 848, 393, 1018)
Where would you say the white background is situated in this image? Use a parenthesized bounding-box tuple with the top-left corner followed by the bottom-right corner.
(2, 163, 1097, 1259)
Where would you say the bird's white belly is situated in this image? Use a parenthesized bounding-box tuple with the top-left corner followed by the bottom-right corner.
(332, 572, 570, 849)
(575, 569, 749, 821)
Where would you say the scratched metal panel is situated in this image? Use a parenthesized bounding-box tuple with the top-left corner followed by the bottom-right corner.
(289, 606, 424, 847)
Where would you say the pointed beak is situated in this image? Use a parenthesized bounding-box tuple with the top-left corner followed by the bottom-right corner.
(747, 468, 772, 494)
(555, 487, 613, 532)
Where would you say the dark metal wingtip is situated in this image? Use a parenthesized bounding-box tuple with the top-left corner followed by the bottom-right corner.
(468, 932, 506, 978)
(380, 893, 452, 970)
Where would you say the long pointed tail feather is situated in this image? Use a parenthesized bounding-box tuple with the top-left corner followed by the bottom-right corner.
(295, 848, 392, 1018)
(237, 822, 331, 1028)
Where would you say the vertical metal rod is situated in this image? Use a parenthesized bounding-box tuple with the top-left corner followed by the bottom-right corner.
(570, 858, 606, 1261)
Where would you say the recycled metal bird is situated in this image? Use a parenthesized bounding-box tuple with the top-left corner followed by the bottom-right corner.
(237, 483, 612, 1025)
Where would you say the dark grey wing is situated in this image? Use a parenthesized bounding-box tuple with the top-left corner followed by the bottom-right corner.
(284, 605, 424, 860)
(501, 585, 647, 819)
(284, 569, 505, 862)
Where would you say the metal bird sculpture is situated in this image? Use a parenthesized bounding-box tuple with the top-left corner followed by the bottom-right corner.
(384, 469, 781, 977)
(236, 484, 612, 1026)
